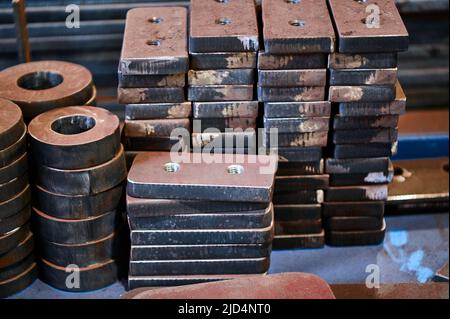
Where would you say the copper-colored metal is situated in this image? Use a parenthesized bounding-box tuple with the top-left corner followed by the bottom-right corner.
(124, 119, 190, 138)
(0, 262, 37, 299)
(0, 98, 24, 151)
(0, 126, 27, 168)
(126, 102, 192, 120)
(12, 0, 31, 63)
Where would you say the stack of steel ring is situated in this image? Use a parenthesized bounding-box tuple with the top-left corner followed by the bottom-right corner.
(28, 106, 127, 292)
(0, 61, 96, 122)
(0, 99, 36, 298)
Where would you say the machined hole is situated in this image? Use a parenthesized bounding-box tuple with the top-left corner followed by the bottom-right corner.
(147, 40, 161, 46)
(216, 18, 232, 25)
(285, 0, 301, 4)
(394, 166, 404, 176)
(149, 17, 163, 24)
(164, 162, 181, 173)
(443, 163, 449, 173)
(17, 71, 63, 91)
(51, 116, 96, 135)
(355, 0, 368, 3)
(227, 165, 244, 175)
(289, 20, 305, 28)
(216, 0, 229, 3)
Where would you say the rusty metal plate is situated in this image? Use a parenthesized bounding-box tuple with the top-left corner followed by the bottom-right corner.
(273, 230, 325, 250)
(0, 127, 27, 168)
(0, 224, 30, 255)
(330, 68, 398, 86)
(190, 52, 257, 70)
(0, 153, 27, 185)
(277, 160, 325, 176)
(263, 131, 329, 148)
(0, 205, 30, 235)
(264, 101, 331, 118)
(188, 85, 254, 102)
(324, 216, 384, 232)
(127, 152, 276, 203)
(0, 99, 24, 151)
(193, 101, 258, 119)
(264, 117, 330, 134)
(28, 106, 121, 170)
(188, 69, 254, 86)
(275, 147, 323, 163)
(275, 219, 323, 235)
(0, 232, 33, 270)
(124, 119, 190, 138)
(0, 185, 30, 220)
(0, 61, 94, 120)
(329, 52, 398, 69)
(326, 158, 391, 174)
(35, 184, 124, 220)
(258, 86, 326, 103)
(333, 115, 399, 130)
(118, 73, 186, 88)
(328, 0, 408, 53)
(262, 0, 335, 54)
(131, 244, 271, 261)
(39, 258, 118, 292)
(274, 204, 323, 221)
(330, 171, 394, 187)
(333, 143, 397, 159)
(0, 262, 37, 299)
(333, 128, 398, 145)
(323, 202, 385, 218)
(129, 257, 270, 277)
(0, 174, 28, 203)
(325, 220, 386, 246)
(273, 190, 324, 205)
(192, 131, 257, 149)
(36, 145, 127, 196)
(33, 207, 118, 245)
(126, 102, 192, 120)
(258, 52, 327, 70)
(194, 118, 256, 132)
(259, 69, 327, 87)
(119, 7, 188, 75)
(329, 85, 396, 103)
(118, 87, 185, 104)
(326, 185, 388, 202)
(275, 175, 329, 191)
(190, 0, 259, 53)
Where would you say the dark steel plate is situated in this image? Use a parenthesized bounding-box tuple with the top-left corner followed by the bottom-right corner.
(193, 101, 258, 119)
(125, 102, 192, 120)
(264, 101, 331, 118)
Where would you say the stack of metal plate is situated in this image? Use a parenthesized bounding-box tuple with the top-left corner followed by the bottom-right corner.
(189, 0, 259, 154)
(28, 106, 127, 291)
(119, 7, 190, 151)
(0, 99, 35, 298)
(259, 0, 335, 249)
(126, 152, 277, 289)
(325, 0, 409, 246)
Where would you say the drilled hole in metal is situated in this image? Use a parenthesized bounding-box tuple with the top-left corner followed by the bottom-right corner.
(227, 165, 244, 175)
(394, 166, 404, 176)
(443, 163, 449, 173)
(164, 163, 181, 173)
(148, 17, 163, 24)
(216, 18, 232, 25)
(18, 71, 63, 91)
(51, 116, 96, 135)
(289, 20, 305, 27)
(147, 40, 161, 46)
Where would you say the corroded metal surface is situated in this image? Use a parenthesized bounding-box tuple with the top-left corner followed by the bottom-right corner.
(193, 101, 258, 119)
(258, 86, 325, 102)
(188, 69, 254, 85)
(264, 101, 331, 118)
(124, 119, 190, 138)
(125, 102, 192, 120)
(264, 117, 330, 134)
(258, 69, 327, 87)
(328, 52, 398, 69)
(190, 52, 257, 70)
(329, 68, 398, 86)
(259, 52, 327, 70)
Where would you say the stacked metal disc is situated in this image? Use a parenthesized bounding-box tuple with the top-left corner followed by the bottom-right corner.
(189, 0, 259, 154)
(118, 8, 190, 152)
(324, 0, 409, 246)
(0, 99, 36, 298)
(0, 61, 95, 122)
(126, 152, 276, 289)
(259, 0, 335, 249)
(28, 106, 127, 291)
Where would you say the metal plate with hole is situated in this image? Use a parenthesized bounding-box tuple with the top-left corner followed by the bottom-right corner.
(128, 205, 273, 231)
(275, 175, 329, 191)
(131, 221, 274, 246)
(264, 117, 330, 134)
(0, 99, 24, 151)
(35, 184, 124, 220)
(0, 232, 33, 270)
(273, 230, 325, 250)
(333, 128, 398, 145)
(189, 0, 259, 53)
(125, 136, 187, 152)
(264, 101, 331, 118)
(262, 0, 335, 54)
(0, 185, 30, 220)
(33, 207, 118, 245)
(275, 147, 323, 163)
(333, 143, 397, 159)
(387, 158, 449, 214)
(274, 204, 323, 221)
(0, 126, 27, 168)
(324, 216, 384, 232)
(125, 102, 192, 120)
(131, 244, 271, 261)
(193, 101, 258, 119)
(28, 106, 121, 170)
(258, 69, 327, 87)
(129, 257, 270, 277)
(118, 72, 186, 88)
(0, 205, 30, 235)
(325, 220, 386, 246)
(326, 158, 391, 174)
(127, 196, 269, 218)
(263, 131, 329, 148)
(39, 258, 118, 292)
(328, 0, 408, 53)
(118, 87, 185, 104)
(333, 115, 399, 130)
(119, 7, 188, 75)
(275, 219, 323, 235)
(188, 70, 254, 86)
(277, 160, 325, 176)
(127, 152, 276, 203)
(39, 232, 119, 268)
(0, 153, 27, 185)
(0, 262, 37, 299)
(258, 86, 326, 103)
(36, 145, 126, 196)
(0, 253, 34, 283)
(0, 174, 28, 203)
(188, 85, 254, 102)
(124, 119, 190, 138)
(323, 202, 385, 218)
(190, 52, 257, 70)
(258, 52, 328, 70)
(328, 52, 398, 69)
(0, 61, 94, 120)
(325, 185, 388, 202)
(0, 224, 29, 255)
(273, 190, 324, 205)
(194, 118, 257, 132)
(330, 68, 398, 86)
(329, 85, 396, 103)
(192, 131, 257, 149)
